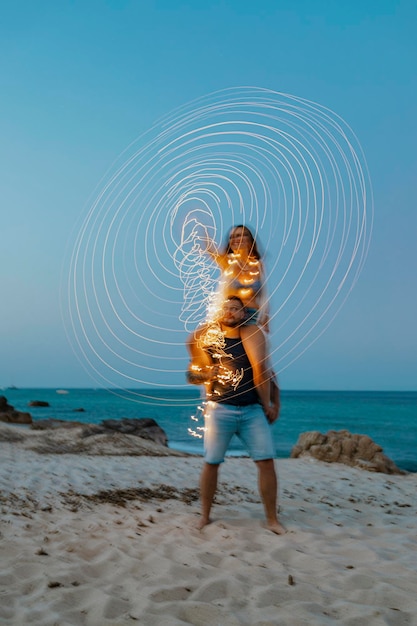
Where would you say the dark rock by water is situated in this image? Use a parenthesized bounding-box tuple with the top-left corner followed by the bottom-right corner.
(28, 400, 50, 407)
(0, 397, 14, 413)
(31, 417, 168, 448)
(291, 429, 404, 475)
(32, 419, 85, 430)
(0, 395, 32, 424)
(83, 418, 168, 447)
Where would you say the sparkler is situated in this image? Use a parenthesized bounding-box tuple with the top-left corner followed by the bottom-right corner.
(62, 87, 372, 408)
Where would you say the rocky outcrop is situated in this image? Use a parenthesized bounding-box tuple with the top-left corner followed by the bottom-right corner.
(0, 421, 188, 456)
(291, 429, 404, 475)
(28, 400, 50, 407)
(0, 398, 178, 455)
(0, 397, 15, 413)
(31, 417, 168, 448)
(83, 418, 168, 447)
(0, 396, 32, 424)
(32, 418, 85, 430)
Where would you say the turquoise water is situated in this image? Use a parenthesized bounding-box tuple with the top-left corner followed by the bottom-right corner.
(3, 388, 416, 472)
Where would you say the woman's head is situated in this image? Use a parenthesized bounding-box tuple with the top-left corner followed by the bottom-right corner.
(224, 225, 261, 258)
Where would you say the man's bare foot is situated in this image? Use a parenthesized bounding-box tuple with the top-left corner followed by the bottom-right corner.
(196, 517, 212, 531)
(265, 520, 286, 535)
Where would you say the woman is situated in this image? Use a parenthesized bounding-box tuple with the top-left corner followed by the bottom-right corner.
(204, 225, 270, 331)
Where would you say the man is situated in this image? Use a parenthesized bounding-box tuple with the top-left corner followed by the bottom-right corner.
(186, 296, 285, 534)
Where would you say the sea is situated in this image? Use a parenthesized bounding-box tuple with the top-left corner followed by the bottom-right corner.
(2, 388, 416, 472)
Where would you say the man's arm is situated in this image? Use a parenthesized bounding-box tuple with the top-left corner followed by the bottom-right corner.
(186, 326, 216, 385)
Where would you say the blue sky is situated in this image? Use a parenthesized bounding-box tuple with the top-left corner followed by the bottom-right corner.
(1, 0, 416, 391)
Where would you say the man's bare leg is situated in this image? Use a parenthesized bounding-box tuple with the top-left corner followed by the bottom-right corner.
(256, 459, 286, 534)
(198, 462, 219, 530)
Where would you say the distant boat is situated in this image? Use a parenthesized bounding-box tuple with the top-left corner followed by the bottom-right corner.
(56, 389, 69, 395)
(7, 385, 18, 390)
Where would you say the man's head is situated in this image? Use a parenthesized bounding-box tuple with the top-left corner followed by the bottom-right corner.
(219, 296, 246, 328)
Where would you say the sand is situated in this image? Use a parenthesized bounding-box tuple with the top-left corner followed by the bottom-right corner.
(1, 431, 417, 626)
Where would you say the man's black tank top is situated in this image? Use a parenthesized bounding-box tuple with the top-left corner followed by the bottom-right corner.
(208, 337, 260, 406)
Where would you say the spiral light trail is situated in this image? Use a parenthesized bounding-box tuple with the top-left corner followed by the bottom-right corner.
(62, 87, 373, 405)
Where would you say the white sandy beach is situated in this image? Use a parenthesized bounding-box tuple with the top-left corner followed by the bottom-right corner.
(1, 431, 417, 626)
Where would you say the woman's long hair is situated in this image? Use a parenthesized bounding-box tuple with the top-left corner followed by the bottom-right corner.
(222, 225, 262, 259)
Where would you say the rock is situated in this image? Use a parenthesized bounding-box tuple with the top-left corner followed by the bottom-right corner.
(0, 395, 32, 424)
(0, 423, 26, 442)
(0, 410, 32, 424)
(0, 396, 14, 412)
(31, 417, 168, 448)
(28, 401, 50, 407)
(83, 418, 168, 447)
(73, 408, 85, 412)
(0, 422, 188, 456)
(291, 429, 404, 474)
(32, 419, 85, 430)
